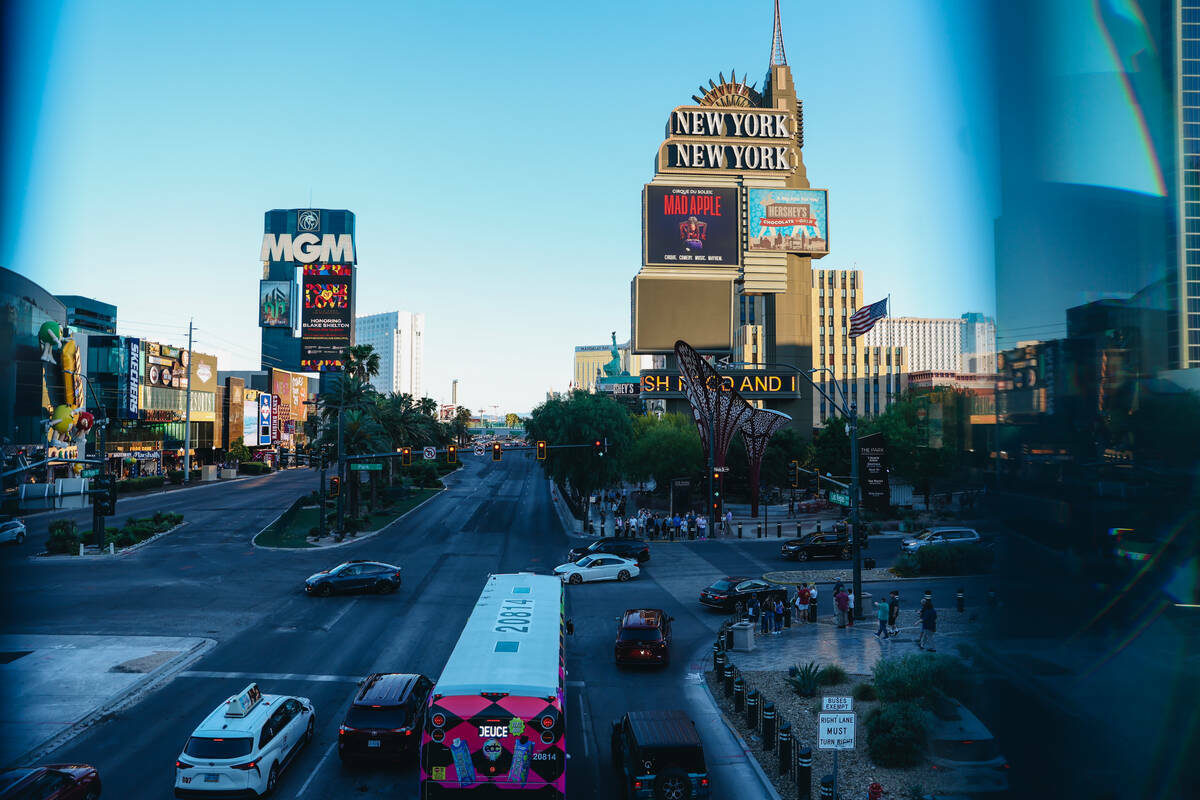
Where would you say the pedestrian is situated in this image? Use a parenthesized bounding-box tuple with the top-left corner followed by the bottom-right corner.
(835, 587, 850, 628)
(697, 515, 708, 539)
(736, 599, 747, 622)
(919, 598, 937, 651)
(747, 595, 757, 626)
(796, 584, 811, 624)
(887, 590, 900, 636)
(808, 583, 819, 623)
(847, 588, 855, 626)
(874, 596, 890, 638)
(615, 516, 623, 536)
(760, 597, 771, 635)
(773, 597, 784, 635)
(724, 510, 733, 536)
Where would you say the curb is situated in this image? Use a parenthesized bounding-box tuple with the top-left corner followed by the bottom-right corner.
(252, 488, 444, 551)
(15, 636, 217, 765)
(30, 522, 189, 562)
(22, 472, 286, 520)
(689, 643, 783, 800)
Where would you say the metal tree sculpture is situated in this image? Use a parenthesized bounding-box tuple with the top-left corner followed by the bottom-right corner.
(673, 340, 754, 468)
(740, 408, 792, 518)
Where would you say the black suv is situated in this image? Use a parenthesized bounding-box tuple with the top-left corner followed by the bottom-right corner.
(305, 560, 402, 596)
(567, 538, 650, 564)
(338, 673, 432, 762)
(780, 533, 852, 561)
(611, 710, 710, 799)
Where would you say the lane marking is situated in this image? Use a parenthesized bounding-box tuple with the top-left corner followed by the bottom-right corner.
(179, 670, 362, 683)
(319, 598, 358, 632)
(566, 680, 585, 687)
(577, 690, 590, 758)
(294, 740, 337, 797)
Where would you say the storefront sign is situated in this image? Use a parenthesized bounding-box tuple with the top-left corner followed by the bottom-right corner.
(644, 186, 738, 266)
(271, 394, 281, 443)
(639, 369, 801, 399)
(258, 393, 272, 446)
(143, 409, 180, 422)
(747, 188, 829, 254)
(123, 338, 141, 419)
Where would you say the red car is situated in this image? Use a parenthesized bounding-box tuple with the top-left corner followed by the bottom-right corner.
(614, 608, 673, 666)
(0, 765, 101, 800)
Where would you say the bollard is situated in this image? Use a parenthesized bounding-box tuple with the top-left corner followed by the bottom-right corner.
(723, 664, 735, 696)
(713, 642, 722, 670)
(745, 689, 759, 729)
(957, 587, 965, 613)
(79, 542, 85, 556)
(108, 542, 115, 555)
(795, 745, 812, 799)
(725, 624, 735, 650)
(762, 701, 776, 746)
(738, 523, 743, 539)
(757, 524, 762, 539)
(733, 678, 745, 711)
(819, 774, 836, 798)
(784, 604, 792, 629)
(777, 522, 782, 538)
(777, 721, 792, 775)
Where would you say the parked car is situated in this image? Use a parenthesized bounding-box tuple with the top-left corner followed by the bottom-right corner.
(0, 519, 27, 545)
(174, 683, 314, 798)
(567, 538, 650, 564)
(0, 765, 100, 799)
(926, 700, 1010, 794)
(554, 554, 640, 584)
(698, 576, 786, 612)
(611, 710, 710, 799)
(338, 673, 432, 763)
(780, 533, 852, 561)
(614, 609, 673, 666)
(304, 560, 402, 596)
(901, 528, 980, 553)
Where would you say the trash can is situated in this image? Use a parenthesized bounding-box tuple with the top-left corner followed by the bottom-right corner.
(731, 621, 756, 652)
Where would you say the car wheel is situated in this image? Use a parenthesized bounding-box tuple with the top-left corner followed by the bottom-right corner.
(15, 532, 25, 544)
(796, 550, 809, 561)
(375, 580, 393, 594)
(84, 790, 99, 800)
(265, 762, 280, 795)
(316, 583, 333, 597)
(653, 767, 692, 800)
(617, 570, 631, 582)
(569, 573, 583, 585)
(840, 547, 851, 560)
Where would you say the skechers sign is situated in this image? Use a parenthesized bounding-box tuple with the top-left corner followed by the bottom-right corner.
(260, 233, 355, 264)
(123, 338, 141, 419)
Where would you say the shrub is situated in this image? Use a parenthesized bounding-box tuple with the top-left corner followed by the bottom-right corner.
(785, 662, 821, 697)
(118, 476, 166, 493)
(853, 682, 878, 702)
(105, 529, 137, 548)
(49, 519, 78, 538)
(308, 526, 320, 538)
(891, 552, 920, 577)
(915, 543, 994, 575)
(872, 653, 973, 710)
(818, 664, 849, 686)
(238, 461, 271, 476)
(867, 701, 930, 767)
(403, 460, 441, 488)
(46, 528, 81, 554)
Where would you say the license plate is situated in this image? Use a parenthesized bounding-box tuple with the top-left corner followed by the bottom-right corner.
(204, 774, 219, 783)
(368, 740, 381, 748)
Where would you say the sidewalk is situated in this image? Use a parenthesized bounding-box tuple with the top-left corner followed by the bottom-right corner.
(0, 633, 214, 764)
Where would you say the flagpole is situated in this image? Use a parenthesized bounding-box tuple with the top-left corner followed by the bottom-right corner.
(886, 294, 892, 402)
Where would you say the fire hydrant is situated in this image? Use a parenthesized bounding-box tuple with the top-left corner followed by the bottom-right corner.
(868, 782, 884, 800)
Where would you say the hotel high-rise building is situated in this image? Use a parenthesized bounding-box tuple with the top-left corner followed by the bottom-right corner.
(356, 311, 424, 398)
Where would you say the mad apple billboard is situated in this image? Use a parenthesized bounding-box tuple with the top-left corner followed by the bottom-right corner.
(301, 264, 352, 371)
(644, 185, 738, 266)
(746, 188, 828, 254)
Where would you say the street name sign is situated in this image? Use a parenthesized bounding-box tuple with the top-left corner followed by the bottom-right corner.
(473, 444, 486, 456)
(822, 696, 853, 712)
(713, 466, 730, 473)
(81, 469, 99, 478)
(829, 490, 850, 507)
(350, 463, 382, 472)
(423, 447, 436, 460)
(818, 712, 855, 750)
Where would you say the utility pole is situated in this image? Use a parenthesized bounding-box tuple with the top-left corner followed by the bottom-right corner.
(335, 379, 346, 540)
(849, 400, 862, 621)
(707, 412, 716, 536)
(183, 318, 193, 482)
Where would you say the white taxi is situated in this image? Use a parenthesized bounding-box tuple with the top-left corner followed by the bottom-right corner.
(174, 683, 315, 798)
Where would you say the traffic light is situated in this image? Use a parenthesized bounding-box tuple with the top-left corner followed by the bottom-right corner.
(447, 445, 457, 464)
(536, 440, 547, 461)
(401, 447, 412, 466)
(593, 439, 604, 457)
(329, 476, 341, 497)
(94, 474, 117, 516)
(790, 460, 800, 488)
(492, 442, 502, 461)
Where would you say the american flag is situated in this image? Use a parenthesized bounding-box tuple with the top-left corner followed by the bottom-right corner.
(849, 297, 888, 338)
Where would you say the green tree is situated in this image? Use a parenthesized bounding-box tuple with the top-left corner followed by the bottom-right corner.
(810, 416, 851, 476)
(626, 413, 704, 488)
(339, 408, 387, 519)
(343, 344, 381, 382)
(452, 407, 473, 446)
(524, 391, 634, 525)
(227, 437, 252, 463)
(505, 412, 522, 429)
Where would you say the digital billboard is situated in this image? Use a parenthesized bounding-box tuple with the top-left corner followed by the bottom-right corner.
(639, 370, 801, 398)
(644, 185, 738, 266)
(746, 188, 828, 254)
(243, 389, 259, 444)
(301, 264, 352, 371)
(631, 275, 733, 354)
(258, 392, 273, 446)
(259, 280, 292, 327)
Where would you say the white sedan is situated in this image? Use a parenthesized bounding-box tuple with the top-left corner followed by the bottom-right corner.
(554, 554, 640, 584)
(0, 520, 26, 545)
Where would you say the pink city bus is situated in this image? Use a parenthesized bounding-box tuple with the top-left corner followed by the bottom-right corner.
(420, 573, 566, 799)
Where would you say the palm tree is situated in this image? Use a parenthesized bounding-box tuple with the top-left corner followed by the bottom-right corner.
(339, 409, 387, 521)
(343, 344, 381, 383)
(453, 406, 473, 446)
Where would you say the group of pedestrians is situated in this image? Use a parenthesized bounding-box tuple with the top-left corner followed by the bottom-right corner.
(742, 594, 788, 634)
(626, 511, 719, 540)
(870, 589, 937, 650)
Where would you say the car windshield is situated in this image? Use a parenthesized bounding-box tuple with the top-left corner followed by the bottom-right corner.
(619, 628, 662, 642)
(576, 555, 597, 567)
(708, 580, 733, 592)
(587, 540, 614, 552)
(915, 530, 937, 540)
(931, 738, 1001, 762)
(345, 704, 411, 729)
(185, 736, 254, 759)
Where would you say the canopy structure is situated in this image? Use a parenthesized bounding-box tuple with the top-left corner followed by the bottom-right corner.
(740, 408, 792, 517)
(673, 340, 753, 468)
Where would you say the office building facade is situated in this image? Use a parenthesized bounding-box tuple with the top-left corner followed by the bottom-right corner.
(55, 295, 117, 335)
(862, 316, 963, 373)
(356, 311, 424, 398)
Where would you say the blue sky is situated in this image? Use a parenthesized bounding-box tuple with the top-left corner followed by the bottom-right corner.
(5, 0, 1002, 413)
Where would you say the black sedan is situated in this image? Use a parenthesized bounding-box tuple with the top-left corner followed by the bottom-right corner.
(567, 538, 650, 564)
(699, 576, 786, 611)
(0, 764, 101, 799)
(305, 560, 402, 596)
(780, 533, 852, 561)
